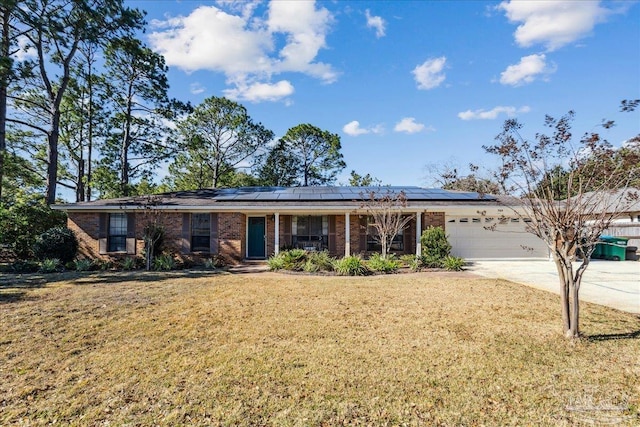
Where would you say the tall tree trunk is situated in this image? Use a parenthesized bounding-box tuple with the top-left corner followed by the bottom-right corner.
(0, 5, 11, 203)
(46, 109, 61, 204)
(120, 93, 133, 196)
(554, 255, 572, 336)
(568, 282, 580, 338)
(85, 44, 96, 202)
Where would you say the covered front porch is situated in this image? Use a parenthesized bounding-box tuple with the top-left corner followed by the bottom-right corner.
(244, 211, 446, 260)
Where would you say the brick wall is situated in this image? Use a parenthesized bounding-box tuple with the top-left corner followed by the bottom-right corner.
(424, 212, 446, 230)
(67, 213, 101, 260)
(219, 212, 245, 264)
(266, 215, 275, 256)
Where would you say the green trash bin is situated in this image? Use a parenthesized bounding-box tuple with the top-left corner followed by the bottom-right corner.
(598, 236, 628, 261)
(591, 242, 604, 259)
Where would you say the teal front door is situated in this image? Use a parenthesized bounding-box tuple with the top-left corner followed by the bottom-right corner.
(247, 217, 266, 258)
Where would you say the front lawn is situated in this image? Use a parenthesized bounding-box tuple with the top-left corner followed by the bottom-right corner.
(1, 271, 638, 425)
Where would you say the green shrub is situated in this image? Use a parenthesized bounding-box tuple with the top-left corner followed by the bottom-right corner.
(443, 256, 465, 271)
(122, 257, 138, 271)
(281, 249, 307, 270)
(153, 254, 176, 271)
(421, 255, 444, 269)
(39, 258, 61, 273)
(10, 260, 40, 273)
(267, 254, 286, 271)
(0, 192, 67, 260)
(303, 259, 320, 273)
(33, 227, 78, 263)
(334, 255, 369, 276)
(306, 251, 334, 272)
(400, 254, 422, 271)
(366, 253, 400, 273)
(420, 226, 451, 260)
(75, 259, 93, 271)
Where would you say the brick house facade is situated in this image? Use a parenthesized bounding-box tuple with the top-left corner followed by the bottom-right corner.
(57, 186, 503, 264)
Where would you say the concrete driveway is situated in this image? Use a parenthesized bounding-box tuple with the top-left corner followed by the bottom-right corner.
(468, 259, 640, 314)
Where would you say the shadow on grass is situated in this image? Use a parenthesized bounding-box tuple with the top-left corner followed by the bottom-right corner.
(0, 291, 35, 304)
(0, 269, 227, 290)
(587, 329, 640, 341)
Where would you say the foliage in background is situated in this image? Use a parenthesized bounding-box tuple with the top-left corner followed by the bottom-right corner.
(6, 0, 145, 204)
(257, 124, 345, 187)
(32, 227, 78, 263)
(0, 191, 66, 259)
(425, 162, 502, 195)
(38, 258, 62, 273)
(166, 96, 273, 190)
(348, 170, 383, 187)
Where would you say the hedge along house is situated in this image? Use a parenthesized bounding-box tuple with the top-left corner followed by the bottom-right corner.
(53, 186, 549, 264)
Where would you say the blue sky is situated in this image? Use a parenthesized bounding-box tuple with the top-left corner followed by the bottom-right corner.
(130, 0, 640, 186)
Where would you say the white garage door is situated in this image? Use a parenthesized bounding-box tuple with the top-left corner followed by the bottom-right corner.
(446, 216, 548, 259)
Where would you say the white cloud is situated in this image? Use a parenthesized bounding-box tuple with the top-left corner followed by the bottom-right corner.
(412, 57, 446, 90)
(365, 9, 386, 38)
(458, 105, 531, 120)
(394, 117, 429, 134)
(223, 80, 294, 103)
(499, 53, 556, 86)
(498, 0, 611, 51)
(189, 82, 206, 95)
(342, 120, 384, 136)
(149, 1, 337, 103)
(13, 36, 36, 61)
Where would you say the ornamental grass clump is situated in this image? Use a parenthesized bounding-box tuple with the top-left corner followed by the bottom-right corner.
(39, 258, 61, 273)
(152, 254, 177, 271)
(334, 255, 369, 276)
(366, 253, 400, 273)
(305, 251, 334, 272)
(443, 255, 465, 271)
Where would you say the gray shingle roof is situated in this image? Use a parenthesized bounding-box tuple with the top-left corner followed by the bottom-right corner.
(55, 186, 495, 209)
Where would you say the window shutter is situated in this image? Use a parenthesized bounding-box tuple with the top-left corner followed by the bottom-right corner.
(210, 213, 218, 254)
(282, 215, 292, 248)
(181, 213, 191, 254)
(98, 213, 107, 254)
(359, 216, 367, 252)
(328, 215, 336, 253)
(126, 212, 136, 254)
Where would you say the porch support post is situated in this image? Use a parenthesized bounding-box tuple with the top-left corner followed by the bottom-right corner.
(416, 211, 422, 257)
(345, 213, 351, 257)
(274, 212, 280, 255)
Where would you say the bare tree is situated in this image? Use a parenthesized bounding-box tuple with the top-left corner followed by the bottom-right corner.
(132, 195, 165, 271)
(360, 189, 413, 259)
(484, 101, 640, 339)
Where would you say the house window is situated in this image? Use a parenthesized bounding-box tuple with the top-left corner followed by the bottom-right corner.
(292, 215, 328, 251)
(108, 213, 127, 252)
(191, 213, 210, 252)
(366, 216, 404, 252)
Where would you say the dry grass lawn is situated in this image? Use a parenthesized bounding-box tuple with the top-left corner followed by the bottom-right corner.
(1, 270, 639, 426)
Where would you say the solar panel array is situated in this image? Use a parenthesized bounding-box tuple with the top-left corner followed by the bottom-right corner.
(165, 186, 495, 202)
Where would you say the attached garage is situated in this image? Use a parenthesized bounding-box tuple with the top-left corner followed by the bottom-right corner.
(446, 215, 549, 259)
